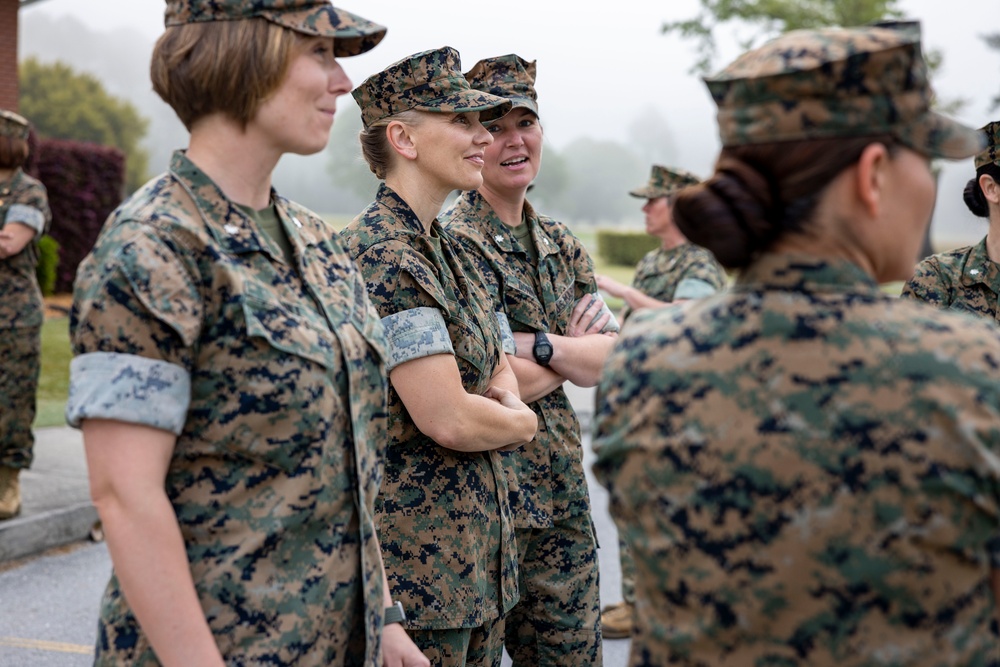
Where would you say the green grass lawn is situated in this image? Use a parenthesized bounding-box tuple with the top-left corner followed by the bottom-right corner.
(35, 317, 71, 429)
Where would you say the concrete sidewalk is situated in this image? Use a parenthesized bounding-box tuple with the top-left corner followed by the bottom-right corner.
(0, 385, 603, 565)
(0, 427, 98, 563)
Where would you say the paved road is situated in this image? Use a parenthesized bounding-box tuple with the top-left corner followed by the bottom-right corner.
(0, 385, 633, 665)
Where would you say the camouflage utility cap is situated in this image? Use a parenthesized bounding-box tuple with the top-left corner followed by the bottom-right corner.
(164, 0, 385, 57)
(353, 46, 512, 128)
(0, 110, 30, 141)
(706, 25, 983, 159)
(974, 120, 1000, 169)
(465, 54, 538, 116)
(629, 165, 700, 199)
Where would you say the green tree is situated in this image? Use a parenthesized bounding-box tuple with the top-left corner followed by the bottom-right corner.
(662, 0, 903, 74)
(20, 57, 150, 193)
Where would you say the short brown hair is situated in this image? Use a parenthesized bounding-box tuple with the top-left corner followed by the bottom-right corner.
(151, 18, 297, 131)
(0, 135, 29, 170)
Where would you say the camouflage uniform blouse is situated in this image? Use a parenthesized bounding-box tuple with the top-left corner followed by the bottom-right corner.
(0, 168, 51, 330)
(340, 183, 518, 630)
(621, 242, 727, 321)
(901, 237, 1000, 324)
(594, 253, 1000, 666)
(67, 151, 388, 666)
(444, 190, 614, 529)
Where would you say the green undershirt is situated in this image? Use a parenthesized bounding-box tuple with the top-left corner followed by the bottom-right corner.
(511, 218, 537, 266)
(236, 203, 295, 265)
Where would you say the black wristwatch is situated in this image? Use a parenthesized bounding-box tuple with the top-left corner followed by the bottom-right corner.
(532, 331, 553, 366)
(384, 600, 407, 625)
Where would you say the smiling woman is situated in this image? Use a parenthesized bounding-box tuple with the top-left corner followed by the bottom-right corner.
(61, 1, 434, 666)
(340, 46, 538, 667)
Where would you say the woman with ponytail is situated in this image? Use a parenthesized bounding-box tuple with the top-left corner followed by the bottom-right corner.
(592, 24, 1000, 666)
(901, 120, 1000, 321)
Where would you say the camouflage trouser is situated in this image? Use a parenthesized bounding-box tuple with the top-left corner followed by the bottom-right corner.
(618, 534, 636, 605)
(504, 513, 602, 666)
(0, 325, 41, 469)
(408, 615, 504, 667)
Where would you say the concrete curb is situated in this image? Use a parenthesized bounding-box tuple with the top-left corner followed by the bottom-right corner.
(0, 502, 99, 562)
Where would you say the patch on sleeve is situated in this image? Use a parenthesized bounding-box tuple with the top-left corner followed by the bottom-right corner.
(66, 352, 191, 435)
(675, 278, 719, 300)
(381, 306, 454, 372)
(496, 311, 516, 354)
(5, 204, 45, 236)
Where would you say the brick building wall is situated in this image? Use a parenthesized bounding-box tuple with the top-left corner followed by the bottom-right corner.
(0, 0, 20, 111)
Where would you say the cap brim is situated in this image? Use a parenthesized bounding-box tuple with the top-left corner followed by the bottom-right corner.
(896, 109, 986, 160)
(264, 6, 386, 57)
(629, 187, 668, 199)
(416, 89, 513, 122)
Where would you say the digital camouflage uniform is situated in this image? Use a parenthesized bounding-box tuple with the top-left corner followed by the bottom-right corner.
(595, 255, 1000, 666)
(902, 121, 1000, 322)
(594, 25, 993, 667)
(345, 46, 516, 665)
(901, 237, 1000, 323)
(620, 165, 726, 323)
(340, 183, 518, 651)
(621, 244, 727, 322)
(69, 151, 390, 666)
(444, 190, 608, 665)
(0, 160, 51, 470)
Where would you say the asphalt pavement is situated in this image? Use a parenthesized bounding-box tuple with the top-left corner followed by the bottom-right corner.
(0, 383, 633, 664)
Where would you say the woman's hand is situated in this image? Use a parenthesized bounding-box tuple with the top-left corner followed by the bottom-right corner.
(382, 624, 430, 667)
(0, 222, 36, 259)
(567, 293, 612, 337)
(484, 384, 536, 451)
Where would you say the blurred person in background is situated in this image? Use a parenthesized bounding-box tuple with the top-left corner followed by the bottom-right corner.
(902, 120, 1000, 321)
(596, 165, 726, 326)
(0, 109, 51, 521)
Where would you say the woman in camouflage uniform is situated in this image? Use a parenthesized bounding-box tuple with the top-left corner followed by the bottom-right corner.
(902, 120, 1000, 321)
(66, 2, 428, 665)
(594, 24, 1000, 666)
(442, 54, 618, 665)
(341, 47, 538, 667)
(0, 110, 51, 520)
(596, 165, 727, 323)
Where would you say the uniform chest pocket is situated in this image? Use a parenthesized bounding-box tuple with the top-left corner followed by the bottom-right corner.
(503, 276, 548, 333)
(203, 296, 346, 472)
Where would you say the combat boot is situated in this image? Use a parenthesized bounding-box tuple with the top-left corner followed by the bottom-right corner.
(600, 601, 634, 639)
(0, 466, 22, 520)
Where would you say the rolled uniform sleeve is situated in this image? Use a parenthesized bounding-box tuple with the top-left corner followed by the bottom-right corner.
(381, 306, 454, 372)
(67, 224, 202, 433)
(5, 203, 46, 237)
(675, 277, 720, 300)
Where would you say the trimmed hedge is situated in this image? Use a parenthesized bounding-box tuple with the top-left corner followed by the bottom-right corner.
(35, 139, 125, 293)
(596, 229, 659, 267)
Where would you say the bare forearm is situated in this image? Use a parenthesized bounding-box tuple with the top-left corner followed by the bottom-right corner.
(546, 333, 617, 387)
(434, 392, 536, 452)
(96, 495, 224, 666)
(508, 354, 565, 403)
(622, 287, 668, 312)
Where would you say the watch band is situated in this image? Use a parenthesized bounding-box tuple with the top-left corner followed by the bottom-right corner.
(384, 600, 406, 625)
